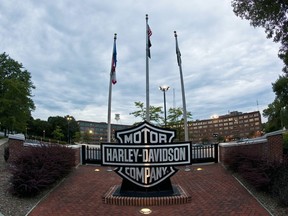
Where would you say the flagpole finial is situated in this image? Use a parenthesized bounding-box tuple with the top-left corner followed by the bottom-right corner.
(114, 33, 117, 39)
(174, 31, 177, 38)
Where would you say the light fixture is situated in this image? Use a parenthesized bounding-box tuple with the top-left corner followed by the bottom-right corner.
(94, 168, 100, 172)
(159, 85, 170, 126)
(196, 168, 203, 171)
(211, 114, 219, 119)
(139, 208, 152, 215)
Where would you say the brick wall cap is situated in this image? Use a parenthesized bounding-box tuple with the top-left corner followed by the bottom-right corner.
(8, 133, 25, 141)
(265, 129, 286, 138)
(67, 144, 81, 149)
(219, 138, 267, 147)
(23, 142, 81, 149)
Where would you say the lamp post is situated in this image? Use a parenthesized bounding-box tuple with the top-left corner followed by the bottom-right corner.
(67, 116, 72, 144)
(159, 85, 170, 126)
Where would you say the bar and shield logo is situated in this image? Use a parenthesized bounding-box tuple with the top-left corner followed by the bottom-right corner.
(101, 121, 192, 188)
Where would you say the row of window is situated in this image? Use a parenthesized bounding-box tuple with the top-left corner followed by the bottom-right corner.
(193, 117, 260, 126)
(192, 121, 259, 129)
(189, 127, 260, 134)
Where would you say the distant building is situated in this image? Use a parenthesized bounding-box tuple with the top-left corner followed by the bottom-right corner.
(78, 110, 262, 144)
(77, 120, 131, 144)
(189, 111, 262, 143)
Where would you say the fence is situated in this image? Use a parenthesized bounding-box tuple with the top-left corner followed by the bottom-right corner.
(81, 144, 218, 165)
(81, 145, 102, 164)
(191, 144, 218, 163)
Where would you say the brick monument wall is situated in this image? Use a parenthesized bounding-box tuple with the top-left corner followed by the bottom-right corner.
(219, 130, 284, 166)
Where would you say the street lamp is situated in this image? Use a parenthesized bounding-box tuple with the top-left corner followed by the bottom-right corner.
(67, 116, 72, 144)
(159, 85, 170, 126)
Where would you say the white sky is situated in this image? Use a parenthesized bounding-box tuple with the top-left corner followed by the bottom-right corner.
(0, 0, 282, 125)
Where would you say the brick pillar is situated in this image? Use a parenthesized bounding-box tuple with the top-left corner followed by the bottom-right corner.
(266, 132, 283, 163)
(7, 135, 25, 163)
(73, 146, 81, 166)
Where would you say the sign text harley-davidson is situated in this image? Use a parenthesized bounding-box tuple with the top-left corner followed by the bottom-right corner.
(102, 143, 191, 166)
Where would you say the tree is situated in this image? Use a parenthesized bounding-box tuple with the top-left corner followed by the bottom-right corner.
(166, 107, 192, 125)
(166, 107, 192, 141)
(82, 131, 93, 143)
(232, 0, 288, 73)
(129, 101, 164, 125)
(263, 76, 288, 132)
(0, 53, 35, 135)
(27, 117, 51, 139)
(272, 75, 288, 104)
(47, 115, 79, 144)
(52, 126, 64, 141)
(263, 99, 283, 132)
(130, 102, 193, 141)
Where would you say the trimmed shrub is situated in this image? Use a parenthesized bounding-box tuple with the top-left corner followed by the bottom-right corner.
(228, 152, 288, 206)
(270, 156, 288, 206)
(9, 144, 75, 197)
(227, 152, 274, 191)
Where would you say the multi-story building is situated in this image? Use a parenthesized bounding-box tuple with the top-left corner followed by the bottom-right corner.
(189, 111, 262, 143)
(78, 110, 262, 144)
(78, 120, 131, 144)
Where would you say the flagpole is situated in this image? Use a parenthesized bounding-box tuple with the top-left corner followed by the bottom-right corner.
(145, 14, 150, 122)
(174, 31, 189, 142)
(107, 33, 117, 143)
(175, 31, 190, 172)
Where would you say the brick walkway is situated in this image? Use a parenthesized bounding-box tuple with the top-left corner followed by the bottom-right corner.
(28, 164, 270, 216)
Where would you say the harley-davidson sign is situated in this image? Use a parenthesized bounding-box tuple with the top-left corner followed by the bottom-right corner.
(101, 121, 192, 188)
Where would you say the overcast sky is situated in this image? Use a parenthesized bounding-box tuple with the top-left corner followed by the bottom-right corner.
(0, 0, 283, 125)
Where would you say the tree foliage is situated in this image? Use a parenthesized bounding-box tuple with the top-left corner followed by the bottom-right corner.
(166, 107, 192, 125)
(130, 102, 193, 141)
(263, 76, 288, 132)
(27, 115, 80, 143)
(0, 53, 35, 135)
(232, 0, 288, 73)
(52, 126, 64, 141)
(129, 101, 164, 125)
(166, 107, 193, 141)
(272, 75, 288, 104)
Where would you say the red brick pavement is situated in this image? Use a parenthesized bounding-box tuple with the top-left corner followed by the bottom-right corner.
(28, 164, 270, 216)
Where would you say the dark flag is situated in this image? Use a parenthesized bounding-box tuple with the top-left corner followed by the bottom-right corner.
(111, 35, 117, 84)
(147, 24, 152, 58)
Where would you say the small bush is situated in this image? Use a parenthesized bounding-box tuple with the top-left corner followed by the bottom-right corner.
(226, 152, 247, 172)
(228, 153, 288, 207)
(9, 144, 75, 197)
(270, 156, 288, 206)
(227, 153, 274, 191)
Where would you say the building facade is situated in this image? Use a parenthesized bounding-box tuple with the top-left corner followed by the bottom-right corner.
(78, 110, 262, 144)
(78, 120, 131, 144)
(189, 111, 262, 143)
